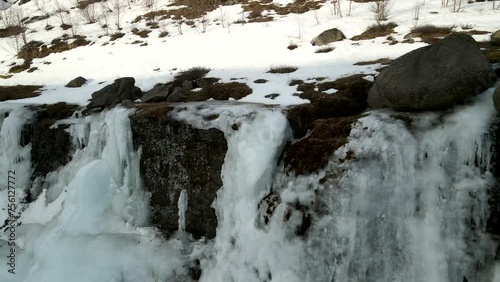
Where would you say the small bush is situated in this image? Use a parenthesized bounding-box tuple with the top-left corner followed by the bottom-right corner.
(409, 24, 454, 43)
(352, 22, 398, 40)
(254, 79, 268, 84)
(461, 23, 474, 30)
(288, 43, 298, 50)
(174, 67, 211, 84)
(268, 65, 298, 74)
(0, 85, 42, 101)
(315, 46, 335, 53)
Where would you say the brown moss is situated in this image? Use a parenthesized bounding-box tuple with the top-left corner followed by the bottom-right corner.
(352, 22, 398, 40)
(485, 49, 500, 64)
(133, 102, 174, 119)
(283, 115, 360, 175)
(189, 82, 252, 101)
(35, 102, 79, 127)
(0, 85, 42, 101)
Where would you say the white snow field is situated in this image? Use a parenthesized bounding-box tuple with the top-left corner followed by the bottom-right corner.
(0, 0, 500, 282)
(0, 0, 498, 106)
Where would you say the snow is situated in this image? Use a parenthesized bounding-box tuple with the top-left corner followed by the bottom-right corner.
(0, 0, 498, 106)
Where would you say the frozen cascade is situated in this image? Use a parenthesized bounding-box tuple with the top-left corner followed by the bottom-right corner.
(302, 89, 499, 282)
(0, 108, 184, 282)
(0, 88, 498, 282)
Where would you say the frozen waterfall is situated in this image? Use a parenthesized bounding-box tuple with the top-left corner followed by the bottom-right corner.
(0, 88, 499, 282)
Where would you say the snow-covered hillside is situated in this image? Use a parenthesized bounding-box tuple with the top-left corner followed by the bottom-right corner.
(0, 0, 498, 106)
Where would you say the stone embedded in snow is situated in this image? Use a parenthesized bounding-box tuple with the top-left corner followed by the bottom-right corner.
(65, 76, 87, 88)
(368, 33, 496, 111)
(86, 77, 142, 109)
(311, 28, 346, 46)
(141, 83, 173, 103)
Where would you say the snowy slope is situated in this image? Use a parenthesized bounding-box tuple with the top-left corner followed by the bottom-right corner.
(0, 0, 498, 106)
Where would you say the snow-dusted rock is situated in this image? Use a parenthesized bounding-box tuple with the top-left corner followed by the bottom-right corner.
(65, 76, 87, 88)
(311, 28, 345, 46)
(368, 33, 496, 111)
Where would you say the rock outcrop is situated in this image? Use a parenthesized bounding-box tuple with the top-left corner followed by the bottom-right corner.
(492, 29, 500, 46)
(130, 103, 227, 239)
(87, 77, 142, 109)
(311, 28, 345, 46)
(22, 103, 78, 201)
(368, 33, 496, 111)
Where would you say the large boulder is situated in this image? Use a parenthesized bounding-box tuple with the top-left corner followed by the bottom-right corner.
(141, 83, 173, 103)
(492, 30, 500, 46)
(368, 33, 496, 111)
(86, 77, 142, 109)
(311, 28, 346, 46)
(130, 104, 227, 239)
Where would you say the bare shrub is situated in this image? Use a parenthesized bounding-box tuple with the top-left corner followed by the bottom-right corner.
(79, 3, 98, 23)
(412, 1, 423, 27)
(371, 0, 391, 22)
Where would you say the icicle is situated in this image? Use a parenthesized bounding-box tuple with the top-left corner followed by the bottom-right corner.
(178, 189, 188, 232)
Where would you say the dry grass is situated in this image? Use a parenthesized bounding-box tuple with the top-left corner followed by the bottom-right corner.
(354, 57, 392, 66)
(352, 22, 397, 40)
(268, 65, 298, 74)
(0, 26, 23, 38)
(190, 82, 252, 101)
(408, 24, 454, 43)
(0, 85, 42, 101)
(174, 67, 211, 85)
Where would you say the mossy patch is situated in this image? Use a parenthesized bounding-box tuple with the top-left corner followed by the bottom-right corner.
(283, 115, 361, 175)
(0, 85, 42, 101)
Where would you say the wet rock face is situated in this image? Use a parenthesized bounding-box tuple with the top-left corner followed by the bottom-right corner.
(23, 103, 78, 202)
(488, 117, 500, 237)
(130, 104, 227, 239)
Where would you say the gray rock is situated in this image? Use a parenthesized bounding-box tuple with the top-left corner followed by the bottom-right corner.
(182, 80, 194, 91)
(166, 87, 184, 102)
(86, 77, 142, 109)
(493, 86, 500, 112)
(311, 28, 345, 46)
(195, 77, 219, 88)
(368, 33, 496, 111)
(492, 30, 500, 46)
(141, 83, 172, 103)
(65, 76, 87, 88)
(130, 107, 227, 239)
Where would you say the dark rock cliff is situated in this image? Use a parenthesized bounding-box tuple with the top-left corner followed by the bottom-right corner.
(130, 103, 227, 239)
